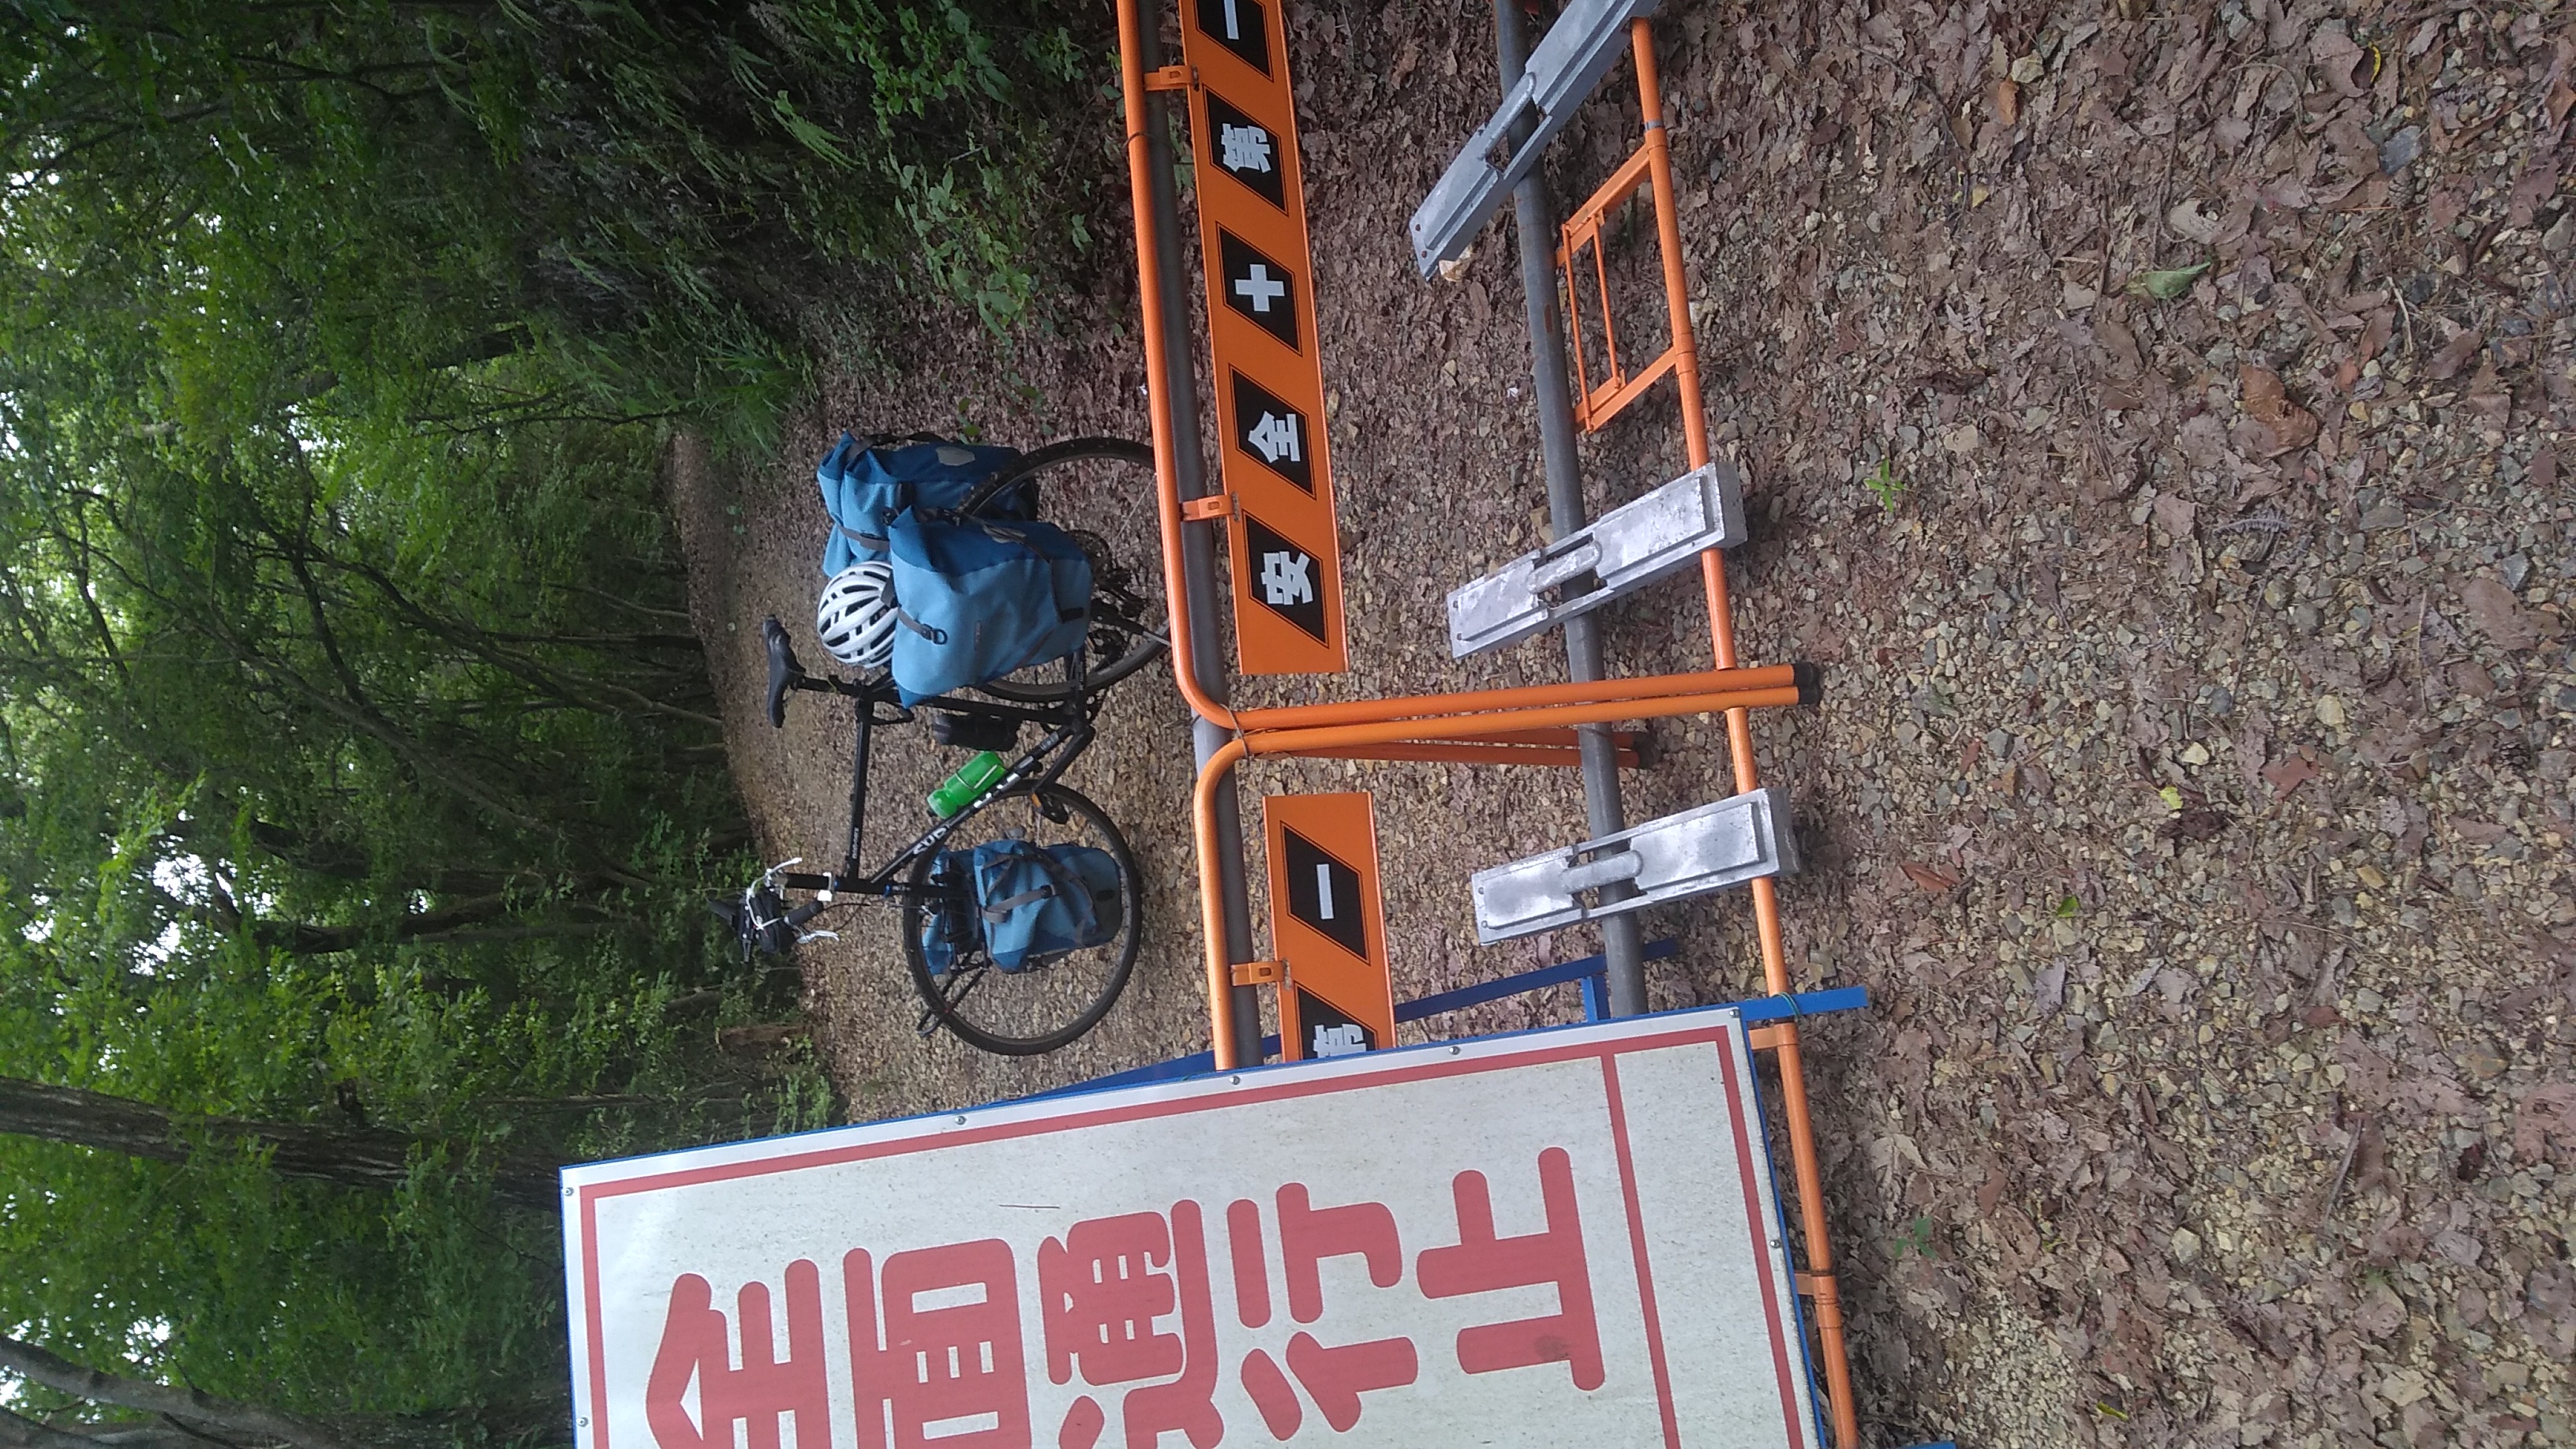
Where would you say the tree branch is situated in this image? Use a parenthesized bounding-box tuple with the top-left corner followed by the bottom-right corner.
(0, 1337, 347, 1449)
(0, 1405, 108, 1449)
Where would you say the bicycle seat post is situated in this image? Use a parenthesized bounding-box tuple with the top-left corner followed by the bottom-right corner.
(839, 676, 883, 882)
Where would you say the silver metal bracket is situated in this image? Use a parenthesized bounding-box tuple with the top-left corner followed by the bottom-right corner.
(1408, 0, 1664, 277)
(1446, 459, 1745, 657)
(1470, 786, 1796, 944)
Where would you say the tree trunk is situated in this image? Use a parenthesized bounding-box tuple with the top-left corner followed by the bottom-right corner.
(0, 1077, 558, 1211)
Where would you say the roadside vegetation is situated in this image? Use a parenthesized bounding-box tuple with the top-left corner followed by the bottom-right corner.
(0, 2, 1095, 1440)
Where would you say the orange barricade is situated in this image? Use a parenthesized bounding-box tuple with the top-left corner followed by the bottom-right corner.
(1114, 6, 1857, 1443)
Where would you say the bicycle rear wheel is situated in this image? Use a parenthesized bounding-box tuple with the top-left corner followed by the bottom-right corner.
(961, 437, 1168, 702)
(900, 782, 1141, 1055)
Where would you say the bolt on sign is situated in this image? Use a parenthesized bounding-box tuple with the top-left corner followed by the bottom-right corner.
(1182, 0, 1348, 674)
(564, 1008, 1822, 1449)
(1261, 792, 1394, 1063)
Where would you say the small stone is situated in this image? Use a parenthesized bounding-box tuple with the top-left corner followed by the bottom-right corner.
(2181, 741, 2211, 766)
(1943, 422, 1982, 454)
(2378, 125, 2424, 176)
(2356, 863, 2388, 889)
(2458, 1041, 2507, 1080)
(2501, 552, 2531, 590)
(2316, 696, 2347, 728)
(2548, 212, 2576, 253)
(2170, 1226, 2203, 1264)
(2010, 52, 2045, 84)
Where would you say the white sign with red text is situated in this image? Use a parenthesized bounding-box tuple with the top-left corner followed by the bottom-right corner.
(562, 1007, 1819, 1449)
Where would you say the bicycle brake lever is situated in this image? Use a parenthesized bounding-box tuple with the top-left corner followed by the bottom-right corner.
(759, 856, 804, 887)
(796, 928, 840, 945)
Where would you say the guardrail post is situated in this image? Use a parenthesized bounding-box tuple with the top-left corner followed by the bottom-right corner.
(1494, 0, 1648, 1016)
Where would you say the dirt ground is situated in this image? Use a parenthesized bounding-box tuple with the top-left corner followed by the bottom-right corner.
(670, 1, 2576, 1443)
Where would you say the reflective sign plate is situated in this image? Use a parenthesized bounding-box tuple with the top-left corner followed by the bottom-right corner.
(1264, 792, 1392, 1061)
(1184, 0, 1346, 673)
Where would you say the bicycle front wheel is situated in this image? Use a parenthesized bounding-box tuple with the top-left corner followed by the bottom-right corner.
(900, 782, 1141, 1056)
(961, 437, 1169, 702)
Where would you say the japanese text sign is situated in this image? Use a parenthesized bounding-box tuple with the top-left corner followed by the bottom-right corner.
(1260, 792, 1393, 1062)
(1180, 0, 1348, 674)
(563, 1008, 1820, 1449)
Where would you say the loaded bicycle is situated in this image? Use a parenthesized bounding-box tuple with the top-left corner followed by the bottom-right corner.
(720, 436, 1167, 1055)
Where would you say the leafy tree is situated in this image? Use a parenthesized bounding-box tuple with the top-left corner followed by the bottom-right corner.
(0, 0, 1096, 1439)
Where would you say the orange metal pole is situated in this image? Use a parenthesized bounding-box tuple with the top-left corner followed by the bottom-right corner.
(1234, 663, 1796, 732)
(1289, 742, 1591, 767)
(1118, 0, 1241, 733)
(1193, 683, 1805, 1070)
(1633, 22, 1857, 1447)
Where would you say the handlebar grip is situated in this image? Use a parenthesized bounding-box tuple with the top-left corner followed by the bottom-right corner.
(785, 900, 827, 927)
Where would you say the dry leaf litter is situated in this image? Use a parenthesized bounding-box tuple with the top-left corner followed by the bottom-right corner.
(671, 2, 2576, 1444)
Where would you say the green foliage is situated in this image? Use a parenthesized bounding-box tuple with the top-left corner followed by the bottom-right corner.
(0, 0, 1099, 1438)
(1863, 456, 1908, 511)
(1893, 1214, 1938, 1260)
(2128, 260, 2211, 301)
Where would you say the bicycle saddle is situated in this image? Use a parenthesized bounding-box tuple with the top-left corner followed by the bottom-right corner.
(762, 616, 806, 728)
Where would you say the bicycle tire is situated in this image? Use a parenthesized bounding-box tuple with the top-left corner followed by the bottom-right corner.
(899, 782, 1141, 1056)
(960, 437, 1168, 702)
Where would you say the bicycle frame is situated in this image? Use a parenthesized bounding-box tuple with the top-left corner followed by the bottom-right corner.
(769, 665, 1100, 906)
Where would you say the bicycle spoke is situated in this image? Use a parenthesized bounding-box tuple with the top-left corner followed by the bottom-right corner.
(899, 781, 1139, 1055)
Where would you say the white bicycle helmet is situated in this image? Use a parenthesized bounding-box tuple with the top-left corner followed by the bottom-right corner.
(815, 561, 898, 669)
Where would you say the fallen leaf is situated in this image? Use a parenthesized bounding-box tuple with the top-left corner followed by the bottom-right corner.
(2176, 414, 2230, 469)
(2458, 575, 2549, 650)
(2507, 160, 2560, 229)
(2237, 365, 2320, 453)
(2513, 1083, 2576, 1163)
(2426, 329, 2485, 381)
(2032, 958, 2066, 1015)
(2129, 261, 2211, 300)
(1387, 38, 1421, 88)
(2262, 751, 2321, 798)
(2533, 447, 2559, 492)
(2159, 807, 2233, 842)
(1992, 77, 2020, 126)
(2095, 316, 2144, 376)
(2151, 491, 2200, 537)
(2464, 359, 2510, 428)
(2309, 22, 2372, 97)
(1900, 861, 1963, 894)
(2168, 199, 2220, 244)
(2335, 1037, 2395, 1105)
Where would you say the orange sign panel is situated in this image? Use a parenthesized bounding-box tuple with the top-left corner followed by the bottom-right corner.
(1181, 0, 1348, 673)
(1263, 792, 1392, 1061)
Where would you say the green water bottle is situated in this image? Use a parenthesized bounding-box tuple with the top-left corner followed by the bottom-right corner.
(927, 751, 1008, 819)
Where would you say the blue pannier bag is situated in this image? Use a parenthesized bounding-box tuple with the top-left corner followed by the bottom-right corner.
(817, 432, 1028, 577)
(970, 840, 1122, 971)
(884, 510, 1092, 705)
(916, 849, 979, 978)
